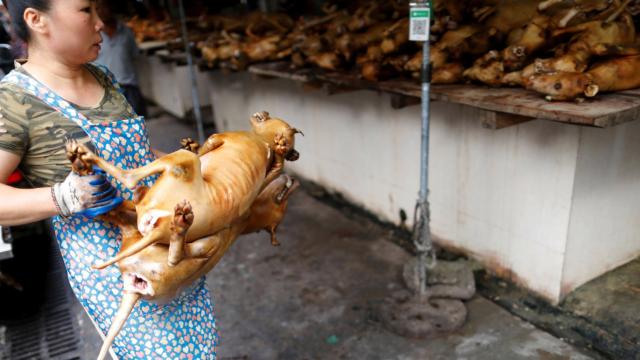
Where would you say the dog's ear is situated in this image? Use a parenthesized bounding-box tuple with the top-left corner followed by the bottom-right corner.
(290, 127, 304, 136)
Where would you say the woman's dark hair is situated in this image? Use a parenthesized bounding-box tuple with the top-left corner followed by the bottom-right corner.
(4, 0, 51, 42)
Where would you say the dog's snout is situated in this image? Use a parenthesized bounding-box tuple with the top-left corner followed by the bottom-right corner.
(285, 149, 299, 161)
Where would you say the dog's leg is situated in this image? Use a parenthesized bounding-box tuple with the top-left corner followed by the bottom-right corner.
(197, 134, 225, 156)
(97, 201, 143, 251)
(133, 186, 150, 204)
(66, 141, 174, 189)
(99, 214, 143, 255)
(268, 224, 281, 246)
(97, 292, 141, 360)
(99, 206, 136, 232)
(168, 200, 194, 266)
(98, 200, 136, 231)
(185, 233, 223, 258)
(118, 200, 137, 212)
(186, 211, 249, 258)
(92, 224, 167, 270)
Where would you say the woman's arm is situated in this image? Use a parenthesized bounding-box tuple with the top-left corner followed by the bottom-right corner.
(0, 150, 57, 226)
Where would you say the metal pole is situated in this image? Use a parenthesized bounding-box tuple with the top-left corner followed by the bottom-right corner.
(411, 6, 435, 297)
(178, 0, 206, 144)
(258, 0, 269, 12)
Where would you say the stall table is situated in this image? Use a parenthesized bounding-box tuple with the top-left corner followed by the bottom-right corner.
(249, 61, 640, 128)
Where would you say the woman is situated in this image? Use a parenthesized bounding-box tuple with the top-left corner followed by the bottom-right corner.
(0, 0, 219, 358)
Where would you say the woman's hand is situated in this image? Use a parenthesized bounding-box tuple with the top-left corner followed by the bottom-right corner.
(52, 167, 123, 218)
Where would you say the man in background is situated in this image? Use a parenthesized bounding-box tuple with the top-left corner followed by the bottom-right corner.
(95, 0, 148, 117)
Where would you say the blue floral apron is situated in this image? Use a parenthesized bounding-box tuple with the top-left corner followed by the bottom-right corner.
(2, 65, 219, 359)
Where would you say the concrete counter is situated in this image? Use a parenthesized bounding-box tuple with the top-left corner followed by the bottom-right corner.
(136, 54, 212, 119)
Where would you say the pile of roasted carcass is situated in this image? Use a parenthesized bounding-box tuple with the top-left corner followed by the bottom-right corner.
(299, 0, 640, 101)
(126, 16, 179, 43)
(440, 0, 640, 101)
(130, 0, 640, 101)
(66, 112, 302, 360)
(192, 12, 296, 70)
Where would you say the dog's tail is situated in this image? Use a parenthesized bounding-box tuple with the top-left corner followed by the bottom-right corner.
(97, 291, 141, 360)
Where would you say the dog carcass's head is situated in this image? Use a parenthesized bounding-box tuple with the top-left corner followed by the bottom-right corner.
(243, 174, 300, 237)
(250, 111, 303, 161)
(526, 71, 597, 101)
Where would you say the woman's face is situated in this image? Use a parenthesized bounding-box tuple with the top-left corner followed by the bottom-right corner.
(42, 0, 104, 64)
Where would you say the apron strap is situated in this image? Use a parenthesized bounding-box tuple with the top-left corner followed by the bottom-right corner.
(1, 70, 94, 133)
(91, 63, 124, 94)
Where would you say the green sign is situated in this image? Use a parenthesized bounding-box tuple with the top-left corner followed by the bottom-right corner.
(411, 10, 431, 18)
(409, 4, 431, 41)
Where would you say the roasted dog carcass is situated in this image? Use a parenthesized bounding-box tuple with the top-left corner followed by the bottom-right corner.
(502, 15, 552, 71)
(336, 22, 393, 62)
(463, 51, 505, 86)
(526, 54, 640, 100)
(533, 10, 635, 74)
(380, 18, 410, 55)
(68, 112, 301, 269)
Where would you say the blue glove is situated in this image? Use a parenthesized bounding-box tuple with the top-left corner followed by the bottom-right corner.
(53, 166, 124, 218)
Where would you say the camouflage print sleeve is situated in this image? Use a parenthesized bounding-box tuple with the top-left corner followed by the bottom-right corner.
(0, 84, 29, 157)
(0, 67, 135, 187)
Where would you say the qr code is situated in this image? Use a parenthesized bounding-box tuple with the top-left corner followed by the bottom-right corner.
(411, 19, 427, 36)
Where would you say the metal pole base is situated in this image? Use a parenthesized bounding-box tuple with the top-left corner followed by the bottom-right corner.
(379, 289, 467, 339)
(403, 259, 476, 300)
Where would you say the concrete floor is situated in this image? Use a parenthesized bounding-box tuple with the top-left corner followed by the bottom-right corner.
(75, 110, 601, 359)
(207, 188, 599, 360)
(561, 258, 640, 358)
(563, 256, 640, 330)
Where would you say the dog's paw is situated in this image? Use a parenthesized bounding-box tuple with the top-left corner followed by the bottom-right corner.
(65, 140, 93, 175)
(251, 111, 270, 123)
(171, 200, 194, 235)
(180, 138, 200, 153)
